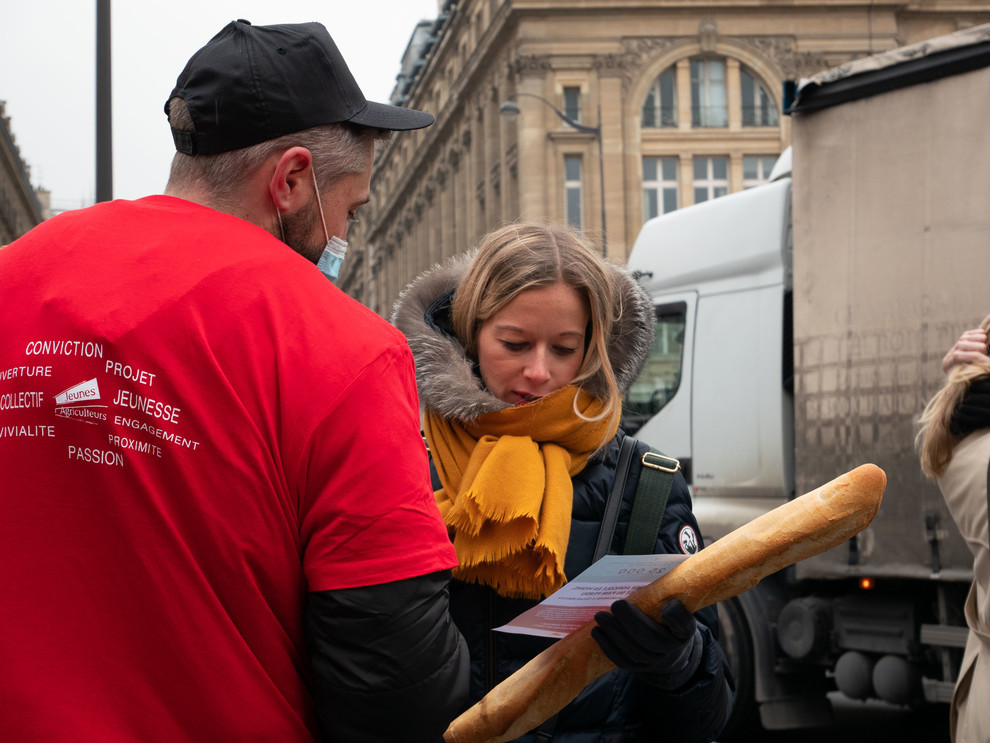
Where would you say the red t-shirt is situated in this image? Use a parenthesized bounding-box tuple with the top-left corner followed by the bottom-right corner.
(0, 196, 457, 741)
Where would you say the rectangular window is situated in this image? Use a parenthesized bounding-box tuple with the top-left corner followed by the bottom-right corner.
(743, 155, 778, 189)
(692, 156, 728, 203)
(690, 59, 727, 127)
(642, 156, 679, 221)
(563, 87, 581, 125)
(565, 155, 583, 228)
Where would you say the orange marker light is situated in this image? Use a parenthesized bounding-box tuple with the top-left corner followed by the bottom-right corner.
(859, 577, 875, 590)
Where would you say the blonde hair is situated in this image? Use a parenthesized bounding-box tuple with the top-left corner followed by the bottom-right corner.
(451, 222, 623, 438)
(917, 313, 990, 479)
(164, 97, 388, 208)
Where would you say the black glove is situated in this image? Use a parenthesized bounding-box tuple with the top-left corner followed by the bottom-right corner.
(592, 598, 703, 690)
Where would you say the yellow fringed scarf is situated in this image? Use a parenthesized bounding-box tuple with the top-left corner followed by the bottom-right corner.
(425, 386, 617, 599)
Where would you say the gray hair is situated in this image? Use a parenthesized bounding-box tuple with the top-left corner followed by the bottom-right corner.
(165, 97, 389, 207)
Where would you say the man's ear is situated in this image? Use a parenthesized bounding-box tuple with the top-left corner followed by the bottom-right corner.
(269, 147, 314, 214)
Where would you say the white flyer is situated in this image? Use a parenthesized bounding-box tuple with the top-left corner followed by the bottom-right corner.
(495, 553, 688, 639)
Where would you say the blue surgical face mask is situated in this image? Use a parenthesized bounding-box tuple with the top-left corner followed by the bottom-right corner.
(316, 235, 348, 282)
(311, 168, 348, 282)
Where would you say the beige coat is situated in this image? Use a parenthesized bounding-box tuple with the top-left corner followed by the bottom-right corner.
(938, 429, 990, 743)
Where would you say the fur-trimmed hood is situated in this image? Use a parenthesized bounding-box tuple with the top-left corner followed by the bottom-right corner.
(391, 251, 655, 423)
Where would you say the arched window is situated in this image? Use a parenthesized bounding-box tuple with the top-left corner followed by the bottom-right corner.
(641, 67, 677, 128)
(740, 68, 779, 127)
(639, 54, 782, 215)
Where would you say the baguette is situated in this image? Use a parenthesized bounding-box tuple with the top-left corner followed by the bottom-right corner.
(443, 463, 886, 743)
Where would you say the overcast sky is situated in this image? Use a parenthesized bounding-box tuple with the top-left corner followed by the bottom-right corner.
(0, 1, 439, 213)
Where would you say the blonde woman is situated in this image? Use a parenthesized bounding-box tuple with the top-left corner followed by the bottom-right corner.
(918, 315, 990, 743)
(393, 222, 732, 742)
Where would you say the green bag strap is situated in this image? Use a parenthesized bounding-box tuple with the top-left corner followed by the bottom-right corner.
(593, 434, 639, 562)
(623, 448, 680, 555)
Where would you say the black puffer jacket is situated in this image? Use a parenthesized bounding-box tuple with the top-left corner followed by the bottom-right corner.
(434, 435, 731, 743)
(393, 253, 733, 743)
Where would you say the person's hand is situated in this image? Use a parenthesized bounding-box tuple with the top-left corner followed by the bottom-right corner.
(942, 328, 990, 373)
(592, 598, 702, 689)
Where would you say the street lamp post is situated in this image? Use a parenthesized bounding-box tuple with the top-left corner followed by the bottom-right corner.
(499, 92, 607, 256)
(96, 0, 112, 203)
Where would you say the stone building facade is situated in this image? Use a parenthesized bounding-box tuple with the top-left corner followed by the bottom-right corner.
(0, 101, 46, 244)
(340, 0, 990, 316)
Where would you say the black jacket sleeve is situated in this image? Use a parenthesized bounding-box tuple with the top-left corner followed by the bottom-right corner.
(638, 619, 735, 743)
(305, 569, 470, 743)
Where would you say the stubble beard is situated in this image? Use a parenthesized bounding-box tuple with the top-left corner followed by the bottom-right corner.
(276, 198, 323, 264)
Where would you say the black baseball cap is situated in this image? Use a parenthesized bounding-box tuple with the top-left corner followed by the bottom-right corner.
(166, 19, 434, 155)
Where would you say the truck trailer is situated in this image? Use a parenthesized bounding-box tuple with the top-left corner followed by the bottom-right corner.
(623, 23, 990, 736)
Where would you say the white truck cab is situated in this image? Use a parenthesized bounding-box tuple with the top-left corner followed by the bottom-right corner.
(626, 153, 794, 543)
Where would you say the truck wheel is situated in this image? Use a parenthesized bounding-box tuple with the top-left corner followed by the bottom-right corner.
(716, 597, 759, 739)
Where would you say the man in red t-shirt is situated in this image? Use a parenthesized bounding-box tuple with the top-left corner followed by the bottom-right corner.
(0, 20, 466, 742)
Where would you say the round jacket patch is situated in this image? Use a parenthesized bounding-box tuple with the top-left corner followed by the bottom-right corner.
(679, 525, 699, 555)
